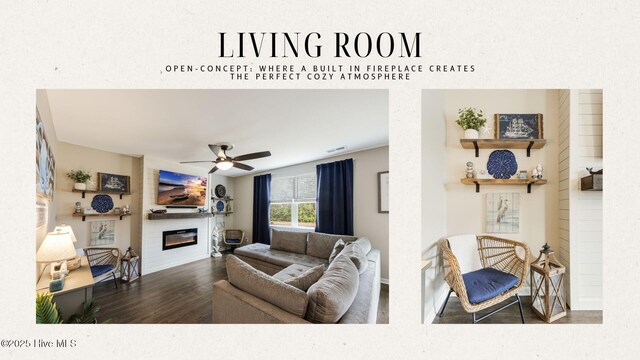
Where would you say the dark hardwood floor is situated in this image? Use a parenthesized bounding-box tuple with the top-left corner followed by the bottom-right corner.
(378, 283, 389, 324)
(93, 253, 390, 324)
(432, 296, 602, 324)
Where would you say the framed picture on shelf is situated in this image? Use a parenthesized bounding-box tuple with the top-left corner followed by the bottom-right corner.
(378, 171, 389, 213)
(98, 172, 130, 193)
(495, 113, 543, 140)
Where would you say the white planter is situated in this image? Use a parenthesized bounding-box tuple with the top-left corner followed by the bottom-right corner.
(464, 129, 479, 139)
(74, 182, 86, 190)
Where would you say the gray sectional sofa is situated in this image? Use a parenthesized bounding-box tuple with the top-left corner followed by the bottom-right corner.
(212, 229, 381, 324)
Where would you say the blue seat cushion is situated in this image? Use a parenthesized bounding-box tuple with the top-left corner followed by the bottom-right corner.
(462, 268, 519, 304)
(225, 238, 242, 244)
(90, 264, 114, 277)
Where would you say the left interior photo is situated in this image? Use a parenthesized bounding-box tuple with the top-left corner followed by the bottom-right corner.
(35, 89, 389, 324)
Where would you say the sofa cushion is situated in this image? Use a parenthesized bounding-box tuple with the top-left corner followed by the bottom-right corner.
(305, 254, 359, 323)
(270, 229, 307, 254)
(352, 237, 372, 254)
(462, 268, 519, 304)
(235, 243, 328, 269)
(273, 263, 312, 281)
(274, 264, 324, 291)
(341, 242, 368, 274)
(226, 255, 309, 317)
(328, 239, 346, 263)
(307, 232, 358, 260)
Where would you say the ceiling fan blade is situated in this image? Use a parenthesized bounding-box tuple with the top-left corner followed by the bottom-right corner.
(180, 161, 214, 164)
(208, 166, 219, 174)
(233, 162, 254, 171)
(208, 144, 226, 158)
(233, 151, 271, 162)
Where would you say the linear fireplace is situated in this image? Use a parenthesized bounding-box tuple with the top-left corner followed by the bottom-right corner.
(162, 228, 198, 251)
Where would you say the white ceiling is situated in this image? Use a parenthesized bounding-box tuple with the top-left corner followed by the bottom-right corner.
(46, 89, 389, 177)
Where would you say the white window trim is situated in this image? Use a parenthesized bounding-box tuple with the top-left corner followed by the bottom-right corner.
(270, 173, 317, 229)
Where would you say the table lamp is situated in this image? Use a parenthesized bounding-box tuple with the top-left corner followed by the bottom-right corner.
(53, 224, 77, 243)
(36, 229, 77, 280)
(53, 224, 82, 270)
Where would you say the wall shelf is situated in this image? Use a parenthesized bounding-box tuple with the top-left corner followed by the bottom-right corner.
(213, 211, 234, 216)
(147, 212, 212, 220)
(73, 213, 132, 221)
(72, 189, 132, 199)
(460, 178, 547, 193)
(460, 139, 546, 157)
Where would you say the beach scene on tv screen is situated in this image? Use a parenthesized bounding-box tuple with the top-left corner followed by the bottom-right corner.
(157, 170, 207, 205)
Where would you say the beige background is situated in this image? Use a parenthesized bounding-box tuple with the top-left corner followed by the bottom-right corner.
(1, 0, 638, 358)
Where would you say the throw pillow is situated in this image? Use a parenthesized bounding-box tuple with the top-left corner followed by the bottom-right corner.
(305, 255, 359, 323)
(270, 228, 308, 254)
(307, 232, 357, 259)
(352, 237, 372, 254)
(341, 242, 369, 274)
(328, 239, 346, 263)
(226, 255, 308, 317)
(283, 265, 324, 291)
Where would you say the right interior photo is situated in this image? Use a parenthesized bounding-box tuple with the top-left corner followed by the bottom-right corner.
(421, 89, 603, 324)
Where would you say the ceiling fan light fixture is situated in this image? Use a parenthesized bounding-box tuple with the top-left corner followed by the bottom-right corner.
(216, 160, 233, 170)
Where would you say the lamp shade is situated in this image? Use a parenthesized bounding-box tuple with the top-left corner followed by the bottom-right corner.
(216, 160, 233, 170)
(36, 231, 77, 263)
(53, 224, 77, 243)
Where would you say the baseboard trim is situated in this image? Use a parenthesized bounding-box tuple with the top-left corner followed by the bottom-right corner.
(424, 283, 449, 325)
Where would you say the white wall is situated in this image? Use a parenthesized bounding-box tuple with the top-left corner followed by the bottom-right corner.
(570, 89, 603, 310)
(209, 172, 235, 250)
(140, 156, 219, 274)
(444, 90, 559, 293)
(421, 90, 448, 323)
(54, 142, 141, 253)
(233, 146, 390, 281)
(35, 91, 59, 276)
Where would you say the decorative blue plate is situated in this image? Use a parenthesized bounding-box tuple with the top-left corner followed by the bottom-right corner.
(215, 200, 225, 212)
(91, 194, 114, 213)
(487, 150, 518, 179)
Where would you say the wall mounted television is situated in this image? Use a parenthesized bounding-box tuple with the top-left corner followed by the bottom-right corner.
(157, 170, 207, 206)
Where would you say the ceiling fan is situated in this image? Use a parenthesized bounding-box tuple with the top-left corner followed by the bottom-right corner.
(180, 142, 271, 174)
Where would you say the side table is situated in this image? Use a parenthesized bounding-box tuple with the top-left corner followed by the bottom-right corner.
(421, 259, 432, 324)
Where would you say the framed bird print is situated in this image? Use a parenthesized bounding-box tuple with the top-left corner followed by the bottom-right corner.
(486, 193, 520, 233)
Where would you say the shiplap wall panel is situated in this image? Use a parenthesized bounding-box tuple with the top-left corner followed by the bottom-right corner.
(570, 89, 603, 310)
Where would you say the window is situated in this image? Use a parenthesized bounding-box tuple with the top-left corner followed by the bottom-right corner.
(270, 174, 316, 228)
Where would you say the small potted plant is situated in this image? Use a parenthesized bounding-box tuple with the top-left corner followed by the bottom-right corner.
(67, 170, 91, 190)
(456, 107, 487, 139)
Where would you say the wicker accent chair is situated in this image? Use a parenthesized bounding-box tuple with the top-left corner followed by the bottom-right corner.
(223, 230, 245, 248)
(437, 235, 530, 323)
(84, 247, 121, 289)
